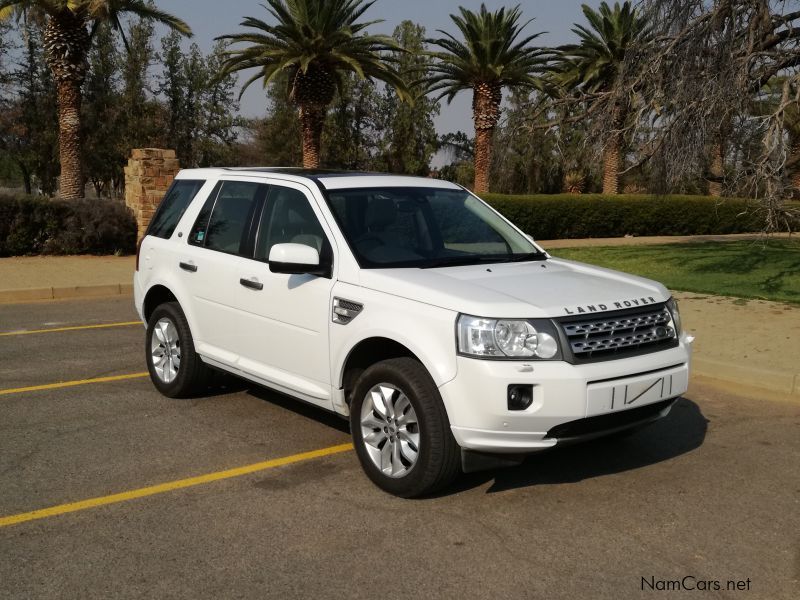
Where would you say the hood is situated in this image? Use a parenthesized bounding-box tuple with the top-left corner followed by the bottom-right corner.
(357, 258, 670, 318)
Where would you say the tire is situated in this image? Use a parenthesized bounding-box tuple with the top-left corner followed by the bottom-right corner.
(350, 357, 461, 498)
(145, 301, 209, 398)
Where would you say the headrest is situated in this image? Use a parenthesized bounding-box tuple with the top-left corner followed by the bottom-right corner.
(365, 196, 397, 230)
(286, 201, 315, 225)
(292, 234, 322, 252)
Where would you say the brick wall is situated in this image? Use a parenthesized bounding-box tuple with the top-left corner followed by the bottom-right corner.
(124, 149, 180, 239)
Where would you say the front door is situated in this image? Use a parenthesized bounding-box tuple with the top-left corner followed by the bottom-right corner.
(233, 181, 337, 408)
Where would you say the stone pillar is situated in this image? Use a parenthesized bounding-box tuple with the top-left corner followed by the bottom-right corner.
(124, 148, 181, 239)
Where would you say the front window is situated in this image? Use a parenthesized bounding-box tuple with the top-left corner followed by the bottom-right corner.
(326, 187, 543, 268)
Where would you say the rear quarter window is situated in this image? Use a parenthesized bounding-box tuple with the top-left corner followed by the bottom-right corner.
(146, 180, 206, 239)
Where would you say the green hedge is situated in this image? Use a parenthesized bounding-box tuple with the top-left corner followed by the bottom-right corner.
(0, 193, 137, 257)
(482, 193, 796, 239)
(0, 191, 793, 256)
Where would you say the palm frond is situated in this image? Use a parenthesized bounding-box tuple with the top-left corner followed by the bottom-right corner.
(424, 2, 548, 98)
(551, 1, 652, 94)
(217, 0, 409, 103)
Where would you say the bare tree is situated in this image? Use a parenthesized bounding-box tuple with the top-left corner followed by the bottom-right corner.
(535, 0, 800, 230)
(631, 0, 800, 229)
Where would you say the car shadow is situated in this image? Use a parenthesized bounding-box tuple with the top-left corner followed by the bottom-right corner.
(200, 376, 707, 497)
(448, 397, 708, 495)
(242, 382, 351, 435)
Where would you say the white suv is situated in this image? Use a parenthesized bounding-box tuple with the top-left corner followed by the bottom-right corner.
(134, 168, 693, 497)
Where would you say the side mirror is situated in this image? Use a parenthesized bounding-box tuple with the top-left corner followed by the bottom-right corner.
(268, 243, 329, 277)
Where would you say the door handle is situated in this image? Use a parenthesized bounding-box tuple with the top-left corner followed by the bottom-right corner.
(239, 277, 263, 291)
(179, 261, 197, 273)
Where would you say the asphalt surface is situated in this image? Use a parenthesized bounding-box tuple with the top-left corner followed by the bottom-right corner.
(0, 296, 798, 599)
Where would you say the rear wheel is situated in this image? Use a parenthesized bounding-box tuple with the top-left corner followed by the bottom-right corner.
(350, 357, 460, 497)
(146, 302, 209, 398)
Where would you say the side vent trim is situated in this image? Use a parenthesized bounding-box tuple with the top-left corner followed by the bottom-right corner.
(332, 297, 363, 325)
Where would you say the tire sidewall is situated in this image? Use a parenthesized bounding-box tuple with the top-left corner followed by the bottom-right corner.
(350, 359, 451, 497)
(145, 302, 197, 398)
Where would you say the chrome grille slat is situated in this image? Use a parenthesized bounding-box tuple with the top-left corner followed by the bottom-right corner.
(559, 306, 676, 360)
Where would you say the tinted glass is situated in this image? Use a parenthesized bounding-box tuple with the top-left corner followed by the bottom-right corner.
(147, 180, 205, 239)
(255, 186, 327, 260)
(192, 181, 266, 256)
(428, 194, 508, 254)
(326, 187, 540, 268)
(188, 183, 220, 247)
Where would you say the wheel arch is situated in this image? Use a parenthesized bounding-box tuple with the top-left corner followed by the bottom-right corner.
(339, 336, 437, 407)
(142, 284, 178, 325)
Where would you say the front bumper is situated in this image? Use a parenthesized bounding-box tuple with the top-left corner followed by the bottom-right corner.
(439, 334, 693, 453)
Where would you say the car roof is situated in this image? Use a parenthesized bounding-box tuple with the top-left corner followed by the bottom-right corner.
(175, 167, 463, 192)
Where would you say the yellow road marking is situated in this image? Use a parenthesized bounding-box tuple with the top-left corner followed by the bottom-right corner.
(0, 372, 149, 396)
(0, 321, 141, 336)
(0, 443, 354, 528)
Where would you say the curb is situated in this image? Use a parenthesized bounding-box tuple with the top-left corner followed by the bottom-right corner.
(0, 283, 133, 304)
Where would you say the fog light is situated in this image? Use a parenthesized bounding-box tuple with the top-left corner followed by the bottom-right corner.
(507, 384, 533, 411)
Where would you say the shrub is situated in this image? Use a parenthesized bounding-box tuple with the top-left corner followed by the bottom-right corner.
(0, 193, 137, 257)
(481, 193, 798, 239)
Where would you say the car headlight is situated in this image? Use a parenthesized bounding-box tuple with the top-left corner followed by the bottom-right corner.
(457, 315, 561, 359)
(666, 297, 682, 335)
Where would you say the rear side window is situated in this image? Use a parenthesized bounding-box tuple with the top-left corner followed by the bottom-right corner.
(147, 180, 205, 239)
(190, 181, 267, 256)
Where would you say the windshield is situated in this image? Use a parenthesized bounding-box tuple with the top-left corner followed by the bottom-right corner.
(326, 187, 544, 269)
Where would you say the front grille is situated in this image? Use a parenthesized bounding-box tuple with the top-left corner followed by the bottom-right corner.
(557, 304, 677, 362)
(545, 398, 676, 440)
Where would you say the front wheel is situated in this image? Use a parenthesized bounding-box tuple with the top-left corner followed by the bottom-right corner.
(350, 357, 460, 497)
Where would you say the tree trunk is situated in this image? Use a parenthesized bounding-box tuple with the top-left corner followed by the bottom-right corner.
(18, 163, 32, 195)
(473, 128, 493, 194)
(708, 142, 725, 197)
(55, 77, 84, 199)
(57, 79, 84, 200)
(472, 82, 502, 194)
(602, 103, 625, 195)
(299, 104, 325, 169)
(788, 135, 800, 197)
(43, 11, 90, 200)
(602, 138, 621, 195)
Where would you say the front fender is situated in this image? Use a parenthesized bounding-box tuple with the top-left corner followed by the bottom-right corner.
(330, 283, 459, 389)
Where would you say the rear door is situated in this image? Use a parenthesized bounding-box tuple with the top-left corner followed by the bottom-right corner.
(178, 178, 268, 364)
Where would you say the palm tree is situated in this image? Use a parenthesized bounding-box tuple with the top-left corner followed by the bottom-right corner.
(218, 0, 409, 169)
(0, 0, 191, 200)
(426, 4, 547, 194)
(551, 1, 651, 195)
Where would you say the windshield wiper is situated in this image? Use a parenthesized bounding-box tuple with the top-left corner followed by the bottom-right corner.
(506, 251, 547, 262)
(420, 252, 546, 269)
(420, 256, 493, 269)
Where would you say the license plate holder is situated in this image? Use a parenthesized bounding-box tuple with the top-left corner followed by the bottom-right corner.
(586, 366, 688, 417)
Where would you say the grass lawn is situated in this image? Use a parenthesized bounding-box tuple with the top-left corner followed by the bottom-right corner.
(552, 239, 800, 305)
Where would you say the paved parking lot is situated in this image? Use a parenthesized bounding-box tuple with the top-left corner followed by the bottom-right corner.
(0, 297, 798, 599)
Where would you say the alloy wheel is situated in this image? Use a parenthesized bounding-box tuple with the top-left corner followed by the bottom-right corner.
(151, 318, 181, 383)
(360, 383, 421, 478)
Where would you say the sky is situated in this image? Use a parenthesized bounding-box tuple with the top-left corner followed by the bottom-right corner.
(156, 0, 602, 134)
